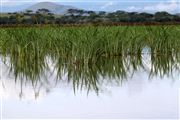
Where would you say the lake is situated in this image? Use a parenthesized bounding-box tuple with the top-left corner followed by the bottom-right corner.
(1, 52, 180, 119)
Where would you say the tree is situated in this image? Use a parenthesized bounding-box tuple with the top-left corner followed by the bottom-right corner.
(8, 15, 16, 24)
(37, 8, 51, 14)
(0, 17, 9, 24)
(15, 13, 24, 23)
(31, 14, 38, 24)
(98, 11, 106, 16)
(24, 10, 33, 15)
(67, 9, 85, 16)
(139, 12, 153, 22)
(173, 15, 180, 22)
(154, 11, 173, 22)
(34, 9, 53, 24)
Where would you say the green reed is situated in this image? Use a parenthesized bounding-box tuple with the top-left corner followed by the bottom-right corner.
(0, 25, 180, 94)
(1, 25, 180, 59)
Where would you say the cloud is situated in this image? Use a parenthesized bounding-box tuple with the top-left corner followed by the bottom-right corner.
(144, 0, 179, 12)
(100, 1, 115, 10)
(127, 0, 179, 13)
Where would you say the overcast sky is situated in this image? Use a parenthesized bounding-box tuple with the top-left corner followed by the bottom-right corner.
(1, 0, 180, 13)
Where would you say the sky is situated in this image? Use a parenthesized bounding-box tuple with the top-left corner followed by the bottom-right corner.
(1, 0, 180, 13)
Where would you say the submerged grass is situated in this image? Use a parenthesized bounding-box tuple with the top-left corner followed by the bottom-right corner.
(0, 25, 180, 77)
(0, 25, 180, 93)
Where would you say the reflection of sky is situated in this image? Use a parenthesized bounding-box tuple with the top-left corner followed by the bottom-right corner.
(2, 72, 180, 119)
(1, 0, 180, 13)
(1, 58, 180, 119)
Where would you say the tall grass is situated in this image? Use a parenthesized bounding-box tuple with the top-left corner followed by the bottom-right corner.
(0, 25, 180, 93)
(1, 26, 180, 59)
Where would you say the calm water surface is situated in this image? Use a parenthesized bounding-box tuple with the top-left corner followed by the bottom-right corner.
(1, 53, 180, 119)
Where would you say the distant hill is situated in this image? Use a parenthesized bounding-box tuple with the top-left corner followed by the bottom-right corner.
(26, 2, 76, 15)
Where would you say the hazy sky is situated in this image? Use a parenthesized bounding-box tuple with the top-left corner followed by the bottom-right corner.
(1, 0, 180, 13)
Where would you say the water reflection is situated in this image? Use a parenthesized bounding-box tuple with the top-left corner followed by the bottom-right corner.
(1, 48, 180, 98)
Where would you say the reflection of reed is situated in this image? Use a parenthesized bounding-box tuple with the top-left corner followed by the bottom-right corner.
(1, 50, 179, 97)
(149, 53, 180, 78)
(8, 47, 47, 81)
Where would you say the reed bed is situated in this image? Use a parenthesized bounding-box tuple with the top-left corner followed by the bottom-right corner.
(0, 25, 180, 93)
(1, 25, 180, 60)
